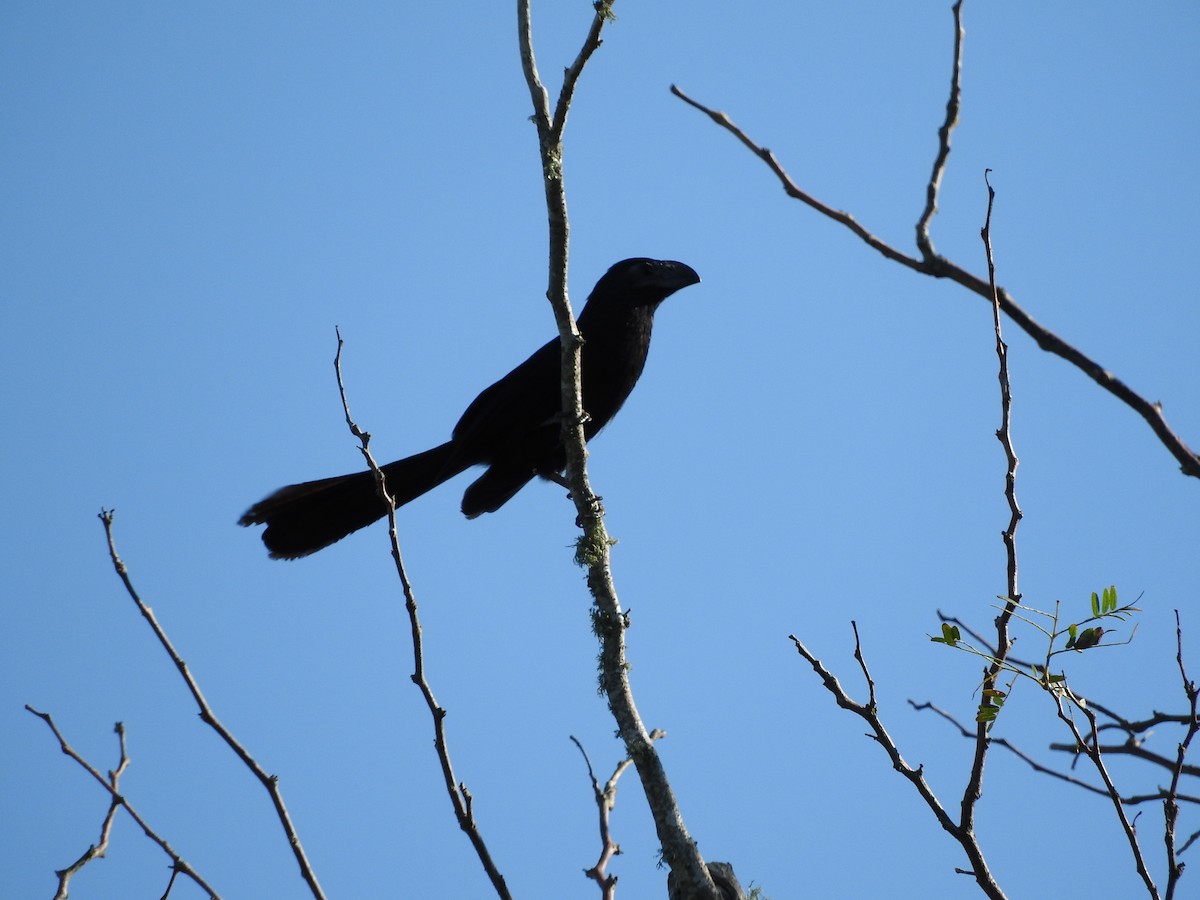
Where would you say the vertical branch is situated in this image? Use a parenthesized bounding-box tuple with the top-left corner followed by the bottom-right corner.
(980, 172, 1022, 622)
(955, 169, 1023, 887)
(516, 0, 582, 440)
(515, 4, 722, 897)
(1164, 611, 1199, 900)
(50, 722, 129, 900)
(916, 0, 966, 259)
(570, 733, 647, 899)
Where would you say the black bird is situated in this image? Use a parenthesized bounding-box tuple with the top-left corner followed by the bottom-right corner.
(239, 258, 700, 559)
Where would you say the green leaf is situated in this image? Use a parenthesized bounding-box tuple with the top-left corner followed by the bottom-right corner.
(976, 704, 999, 723)
(1090, 591, 1100, 617)
(1103, 585, 1118, 613)
(931, 623, 961, 646)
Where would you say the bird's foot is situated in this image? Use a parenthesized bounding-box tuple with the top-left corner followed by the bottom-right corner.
(575, 494, 604, 528)
(537, 469, 604, 525)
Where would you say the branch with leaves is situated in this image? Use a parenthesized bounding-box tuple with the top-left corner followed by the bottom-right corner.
(681, 1, 1194, 893)
(922, 608, 1200, 899)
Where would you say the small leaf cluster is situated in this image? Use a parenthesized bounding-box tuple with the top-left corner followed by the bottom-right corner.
(930, 586, 1140, 724)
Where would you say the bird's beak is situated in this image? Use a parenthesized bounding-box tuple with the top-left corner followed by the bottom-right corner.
(663, 261, 701, 290)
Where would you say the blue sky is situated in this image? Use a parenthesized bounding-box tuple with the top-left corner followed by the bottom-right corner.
(3, 3, 1199, 898)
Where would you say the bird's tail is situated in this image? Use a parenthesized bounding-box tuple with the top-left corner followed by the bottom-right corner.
(239, 441, 465, 559)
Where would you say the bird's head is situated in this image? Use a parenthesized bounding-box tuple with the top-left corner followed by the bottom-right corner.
(592, 258, 701, 307)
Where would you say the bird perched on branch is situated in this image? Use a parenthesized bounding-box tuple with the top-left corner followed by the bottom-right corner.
(239, 258, 700, 559)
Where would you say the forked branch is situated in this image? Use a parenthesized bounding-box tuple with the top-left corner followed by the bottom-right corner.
(517, 3, 726, 897)
(27, 708, 219, 899)
(96, 510, 324, 899)
(670, 2, 1199, 481)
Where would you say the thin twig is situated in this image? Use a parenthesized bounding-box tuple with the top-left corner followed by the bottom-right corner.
(516, 0, 595, 509)
(1180, 829, 1200, 856)
(333, 332, 511, 900)
(910, 699, 1199, 808)
(26, 707, 220, 899)
(1090, 704, 1200, 736)
(48, 721, 130, 900)
(980, 170, 1022, 622)
(957, 172, 1022, 849)
(570, 733, 654, 898)
(1051, 689, 1160, 897)
(96, 510, 323, 899)
(909, 699, 1110, 797)
(916, 0, 965, 258)
(936, 611, 1034, 671)
(1047, 739, 1200, 779)
(1163, 611, 1198, 899)
(549, 3, 613, 149)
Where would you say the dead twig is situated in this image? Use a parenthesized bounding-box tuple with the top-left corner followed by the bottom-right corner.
(26, 708, 219, 899)
(96, 510, 323, 899)
(333, 330, 511, 899)
(571, 732, 660, 898)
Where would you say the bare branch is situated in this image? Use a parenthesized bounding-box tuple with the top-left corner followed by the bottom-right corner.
(910, 699, 1111, 798)
(570, 732, 654, 898)
(1090, 705, 1200, 736)
(48, 721, 129, 900)
(333, 333, 511, 899)
(670, 83, 928, 277)
(669, 72, 1200, 482)
(916, 0, 965, 258)
(980, 171, 1022, 622)
(1048, 739, 1200, 779)
(942, 166, 1023, 890)
(1051, 690, 1160, 897)
(1180, 829, 1200, 856)
(549, 3, 613, 148)
(96, 510, 324, 899)
(789, 630, 1007, 899)
(26, 708, 220, 899)
(911, 698, 1200, 809)
(1163, 611, 1198, 899)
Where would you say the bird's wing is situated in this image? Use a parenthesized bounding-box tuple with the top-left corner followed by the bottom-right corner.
(451, 336, 561, 455)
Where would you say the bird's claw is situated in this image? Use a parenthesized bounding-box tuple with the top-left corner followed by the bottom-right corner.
(574, 493, 604, 528)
